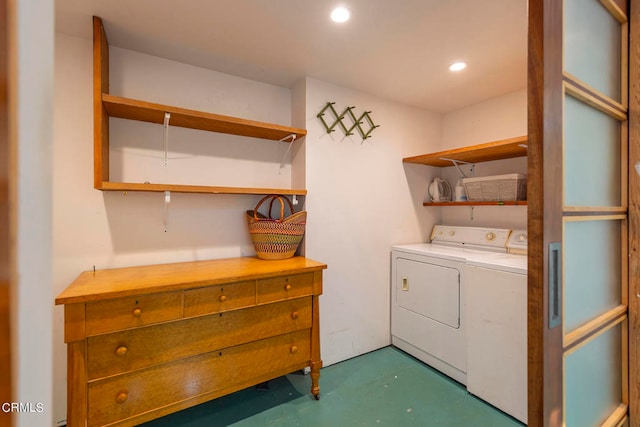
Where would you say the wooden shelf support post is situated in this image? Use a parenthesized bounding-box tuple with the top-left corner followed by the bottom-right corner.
(93, 16, 109, 189)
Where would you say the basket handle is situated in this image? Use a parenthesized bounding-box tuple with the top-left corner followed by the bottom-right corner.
(253, 195, 295, 222)
(267, 195, 295, 221)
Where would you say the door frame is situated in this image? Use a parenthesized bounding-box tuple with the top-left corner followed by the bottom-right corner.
(527, 0, 564, 423)
(628, 2, 640, 425)
(0, 0, 12, 425)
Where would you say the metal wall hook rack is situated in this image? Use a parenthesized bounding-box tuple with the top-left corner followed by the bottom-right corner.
(317, 102, 379, 141)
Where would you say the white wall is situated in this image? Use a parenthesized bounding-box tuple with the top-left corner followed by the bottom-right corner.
(301, 78, 441, 365)
(441, 89, 527, 150)
(438, 89, 527, 229)
(12, 0, 54, 426)
(52, 33, 300, 424)
(108, 46, 294, 189)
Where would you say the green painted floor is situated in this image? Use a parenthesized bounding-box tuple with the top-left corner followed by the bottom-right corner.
(141, 346, 525, 427)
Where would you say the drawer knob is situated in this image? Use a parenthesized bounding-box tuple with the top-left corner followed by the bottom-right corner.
(115, 391, 128, 404)
(132, 308, 142, 317)
(284, 284, 292, 291)
(290, 345, 298, 354)
(291, 311, 299, 320)
(219, 295, 227, 303)
(115, 346, 128, 357)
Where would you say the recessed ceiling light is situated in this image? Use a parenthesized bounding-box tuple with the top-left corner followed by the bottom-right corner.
(449, 61, 467, 72)
(331, 6, 351, 23)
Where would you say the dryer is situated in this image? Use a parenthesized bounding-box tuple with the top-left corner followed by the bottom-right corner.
(391, 225, 511, 385)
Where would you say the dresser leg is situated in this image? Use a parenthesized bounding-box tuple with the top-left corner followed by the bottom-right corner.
(67, 341, 87, 426)
(310, 360, 321, 400)
(310, 288, 322, 401)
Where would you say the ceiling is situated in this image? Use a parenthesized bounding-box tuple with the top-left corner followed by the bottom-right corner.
(55, 0, 528, 114)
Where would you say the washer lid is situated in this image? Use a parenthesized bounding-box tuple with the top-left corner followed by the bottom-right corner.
(466, 253, 528, 274)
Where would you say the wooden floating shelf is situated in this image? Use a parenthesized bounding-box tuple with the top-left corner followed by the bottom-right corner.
(423, 201, 527, 206)
(102, 94, 307, 142)
(98, 181, 307, 196)
(403, 135, 528, 167)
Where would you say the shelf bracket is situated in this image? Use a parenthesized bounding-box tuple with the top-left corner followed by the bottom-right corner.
(163, 112, 171, 166)
(163, 190, 170, 232)
(439, 157, 473, 178)
(279, 134, 297, 172)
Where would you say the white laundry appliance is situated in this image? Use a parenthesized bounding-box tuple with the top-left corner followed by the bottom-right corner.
(391, 225, 512, 385)
(466, 230, 528, 423)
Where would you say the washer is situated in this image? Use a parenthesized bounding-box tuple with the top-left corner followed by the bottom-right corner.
(391, 225, 511, 385)
(466, 230, 528, 423)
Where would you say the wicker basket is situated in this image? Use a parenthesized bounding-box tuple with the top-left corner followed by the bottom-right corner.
(246, 195, 307, 260)
(462, 173, 527, 202)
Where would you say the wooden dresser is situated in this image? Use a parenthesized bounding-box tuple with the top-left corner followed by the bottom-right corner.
(55, 256, 326, 427)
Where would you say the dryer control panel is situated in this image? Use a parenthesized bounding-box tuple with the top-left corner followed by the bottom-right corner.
(430, 225, 511, 251)
(507, 229, 528, 254)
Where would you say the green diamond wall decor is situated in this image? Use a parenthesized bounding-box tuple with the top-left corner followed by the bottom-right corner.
(317, 102, 379, 141)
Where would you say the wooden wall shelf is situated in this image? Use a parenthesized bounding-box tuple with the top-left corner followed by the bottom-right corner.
(99, 181, 307, 196)
(404, 135, 528, 207)
(93, 16, 307, 196)
(103, 95, 307, 142)
(403, 135, 528, 167)
(423, 201, 527, 207)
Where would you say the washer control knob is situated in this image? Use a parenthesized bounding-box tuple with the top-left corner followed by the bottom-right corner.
(485, 232, 496, 241)
(518, 234, 527, 242)
(449, 231, 455, 236)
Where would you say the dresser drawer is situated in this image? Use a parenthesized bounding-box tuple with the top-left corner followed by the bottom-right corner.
(87, 297, 312, 380)
(184, 280, 255, 317)
(257, 273, 314, 304)
(87, 329, 311, 426)
(85, 292, 183, 336)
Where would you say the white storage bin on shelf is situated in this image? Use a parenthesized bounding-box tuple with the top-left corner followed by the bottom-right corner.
(462, 173, 527, 202)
